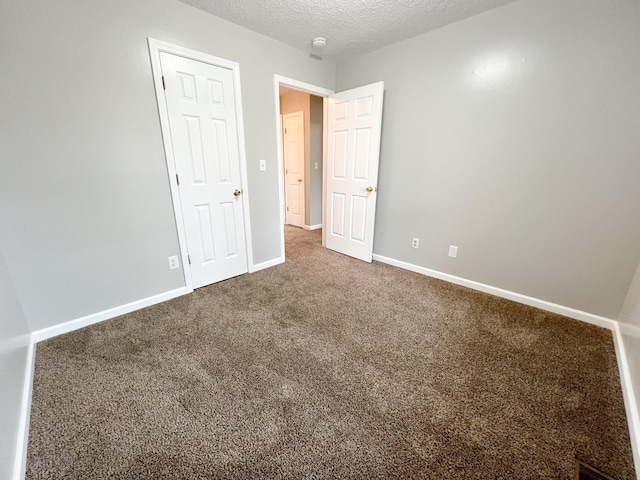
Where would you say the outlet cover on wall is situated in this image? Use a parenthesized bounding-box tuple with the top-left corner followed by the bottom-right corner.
(448, 245, 458, 258)
(168, 255, 180, 270)
(259, 159, 266, 171)
(412, 238, 419, 249)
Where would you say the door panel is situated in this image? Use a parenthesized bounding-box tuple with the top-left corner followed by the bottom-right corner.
(325, 82, 384, 262)
(331, 193, 346, 237)
(160, 52, 248, 288)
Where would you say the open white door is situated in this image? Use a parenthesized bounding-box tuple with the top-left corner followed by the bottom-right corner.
(325, 82, 384, 262)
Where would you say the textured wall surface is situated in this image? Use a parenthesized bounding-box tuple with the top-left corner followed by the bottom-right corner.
(336, 0, 640, 318)
(0, 0, 335, 331)
(0, 248, 31, 479)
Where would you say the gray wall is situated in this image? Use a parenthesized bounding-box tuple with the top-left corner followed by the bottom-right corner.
(336, 0, 640, 318)
(0, 248, 31, 479)
(309, 96, 324, 227)
(0, 0, 335, 331)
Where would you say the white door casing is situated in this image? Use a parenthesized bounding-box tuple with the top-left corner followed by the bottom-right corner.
(282, 111, 305, 227)
(158, 49, 249, 288)
(325, 82, 384, 262)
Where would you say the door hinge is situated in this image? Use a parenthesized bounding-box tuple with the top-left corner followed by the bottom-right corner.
(176, 174, 180, 186)
(162, 76, 166, 90)
(285, 128, 287, 134)
(188, 255, 191, 265)
(286, 206, 289, 212)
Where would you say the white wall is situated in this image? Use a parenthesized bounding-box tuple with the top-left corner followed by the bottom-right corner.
(335, 0, 640, 318)
(0, 248, 31, 479)
(0, 0, 335, 331)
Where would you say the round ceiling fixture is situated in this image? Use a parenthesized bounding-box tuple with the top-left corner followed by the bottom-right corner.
(312, 37, 326, 48)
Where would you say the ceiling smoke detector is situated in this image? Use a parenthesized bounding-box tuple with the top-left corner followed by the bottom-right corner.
(312, 37, 326, 48)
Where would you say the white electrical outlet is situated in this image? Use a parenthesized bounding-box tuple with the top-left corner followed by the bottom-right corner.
(168, 255, 180, 270)
(412, 238, 419, 249)
(315, 162, 319, 169)
(259, 159, 266, 171)
(448, 245, 458, 258)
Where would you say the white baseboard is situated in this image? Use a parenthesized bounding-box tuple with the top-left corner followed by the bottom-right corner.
(613, 325, 640, 479)
(303, 224, 322, 231)
(31, 287, 188, 343)
(372, 254, 616, 330)
(252, 257, 285, 272)
(14, 336, 36, 480)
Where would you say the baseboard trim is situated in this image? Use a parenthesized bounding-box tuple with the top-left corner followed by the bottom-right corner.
(303, 224, 322, 231)
(252, 257, 285, 272)
(14, 335, 36, 480)
(372, 254, 616, 330)
(31, 287, 189, 343)
(613, 325, 640, 479)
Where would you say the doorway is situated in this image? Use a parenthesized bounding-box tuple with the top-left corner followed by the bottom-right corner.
(274, 76, 333, 259)
(279, 90, 325, 232)
(274, 76, 385, 264)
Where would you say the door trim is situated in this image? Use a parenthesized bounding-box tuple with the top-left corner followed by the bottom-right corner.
(148, 38, 254, 292)
(273, 75, 333, 259)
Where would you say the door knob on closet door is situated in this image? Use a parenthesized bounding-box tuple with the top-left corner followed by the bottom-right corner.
(366, 186, 374, 192)
(233, 189, 242, 197)
(297, 179, 302, 182)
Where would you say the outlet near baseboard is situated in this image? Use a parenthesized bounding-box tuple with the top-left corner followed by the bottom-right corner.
(168, 255, 180, 270)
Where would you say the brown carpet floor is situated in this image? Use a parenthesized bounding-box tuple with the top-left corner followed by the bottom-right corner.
(27, 227, 635, 479)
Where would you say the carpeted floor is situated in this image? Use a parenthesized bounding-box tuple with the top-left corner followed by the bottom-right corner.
(27, 227, 635, 479)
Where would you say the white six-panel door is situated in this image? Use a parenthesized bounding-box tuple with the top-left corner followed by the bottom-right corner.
(325, 82, 384, 262)
(160, 52, 248, 288)
(283, 111, 305, 227)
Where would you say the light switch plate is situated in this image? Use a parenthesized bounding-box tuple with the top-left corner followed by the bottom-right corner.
(259, 159, 266, 171)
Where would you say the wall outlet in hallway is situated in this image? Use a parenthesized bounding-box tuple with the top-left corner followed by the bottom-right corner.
(412, 238, 419, 249)
(448, 245, 458, 258)
(259, 159, 266, 171)
(168, 255, 180, 270)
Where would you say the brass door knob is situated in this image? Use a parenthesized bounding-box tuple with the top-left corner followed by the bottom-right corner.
(233, 189, 242, 197)
(297, 179, 302, 182)
(366, 186, 374, 192)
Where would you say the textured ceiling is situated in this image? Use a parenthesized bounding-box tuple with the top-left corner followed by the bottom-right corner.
(178, 0, 519, 62)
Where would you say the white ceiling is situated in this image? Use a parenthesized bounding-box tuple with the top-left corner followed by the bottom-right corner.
(178, 0, 520, 63)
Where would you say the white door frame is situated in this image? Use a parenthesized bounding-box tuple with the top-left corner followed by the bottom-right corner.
(148, 38, 254, 293)
(273, 75, 333, 259)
